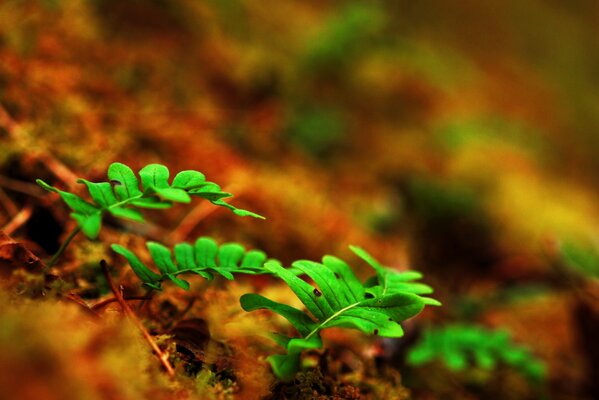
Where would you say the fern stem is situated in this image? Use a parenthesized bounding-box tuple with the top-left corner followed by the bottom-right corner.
(305, 302, 360, 341)
(47, 225, 81, 268)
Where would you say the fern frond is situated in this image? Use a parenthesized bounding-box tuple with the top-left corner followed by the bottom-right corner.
(350, 246, 438, 300)
(407, 324, 546, 383)
(36, 162, 263, 239)
(240, 247, 440, 381)
(111, 236, 272, 290)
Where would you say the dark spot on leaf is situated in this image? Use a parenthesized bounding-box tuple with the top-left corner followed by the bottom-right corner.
(388, 318, 393, 321)
(110, 179, 122, 186)
(313, 288, 322, 297)
(373, 329, 379, 336)
(365, 293, 374, 299)
(334, 273, 340, 279)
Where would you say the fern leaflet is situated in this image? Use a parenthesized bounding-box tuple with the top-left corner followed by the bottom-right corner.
(37, 162, 263, 239)
(407, 324, 546, 383)
(240, 246, 440, 380)
(112, 236, 272, 290)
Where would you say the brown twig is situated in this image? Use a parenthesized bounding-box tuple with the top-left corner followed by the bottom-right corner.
(31, 152, 79, 187)
(91, 295, 152, 312)
(0, 175, 44, 198)
(62, 293, 100, 319)
(2, 203, 33, 235)
(0, 187, 18, 216)
(100, 260, 175, 377)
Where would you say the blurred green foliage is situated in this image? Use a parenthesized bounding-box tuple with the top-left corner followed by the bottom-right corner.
(408, 324, 546, 384)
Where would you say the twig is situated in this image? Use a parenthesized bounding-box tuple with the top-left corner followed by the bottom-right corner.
(2, 203, 33, 235)
(100, 260, 175, 377)
(0, 175, 44, 198)
(46, 225, 81, 269)
(30, 152, 79, 187)
(0, 187, 18, 216)
(62, 293, 100, 319)
(0, 187, 19, 217)
(91, 295, 152, 312)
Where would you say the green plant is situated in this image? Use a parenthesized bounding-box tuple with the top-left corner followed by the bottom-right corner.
(36, 162, 262, 266)
(36, 162, 440, 383)
(112, 237, 274, 291)
(407, 324, 546, 383)
(241, 246, 440, 381)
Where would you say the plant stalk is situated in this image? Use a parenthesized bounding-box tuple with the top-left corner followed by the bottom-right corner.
(46, 225, 81, 268)
(100, 260, 175, 377)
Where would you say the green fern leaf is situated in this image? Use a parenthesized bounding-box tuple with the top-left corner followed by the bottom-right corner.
(36, 162, 264, 239)
(77, 180, 117, 207)
(351, 246, 439, 302)
(172, 170, 206, 189)
(240, 248, 439, 381)
(407, 324, 546, 383)
(107, 162, 143, 200)
(111, 244, 162, 288)
(108, 207, 145, 222)
(111, 237, 272, 290)
(71, 212, 102, 239)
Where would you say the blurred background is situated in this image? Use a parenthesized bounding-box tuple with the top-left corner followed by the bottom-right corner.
(1, 1, 599, 399)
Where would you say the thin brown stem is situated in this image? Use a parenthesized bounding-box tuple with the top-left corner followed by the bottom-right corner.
(2, 203, 33, 235)
(0, 175, 44, 198)
(100, 260, 175, 377)
(91, 295, 152, 312)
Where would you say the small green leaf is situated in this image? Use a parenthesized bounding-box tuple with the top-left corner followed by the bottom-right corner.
(240, 250, 267, 270)
(77, 180, 118, 207)
(108, 207, 145, 222)
(37, 180, 98, 216)
(232, 208, 266, 219)
(240, 293, 317, 337)
(166, 274, 190, 290)
(351, 245, 440, 303)
(264, 260, 330, 320)
(218, 243, 245, 269)
(174, 243, 196, 270)
(268, 336, 323, 382)
(195, 237, 218, 268)
(188, 183, 231, 201)
(107, 163, 142, 200)
(139, 164, 170, 191)
(36, 179, 56, 193)
(72, 212, 102, 239)
(209, 198, 265, 219)
(172, 170, 206, 189)
(111, 244, 161, 283)
(147, 242, 177, 275)
(153, 187, 191, 203)
(322, 255, 364, 303)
